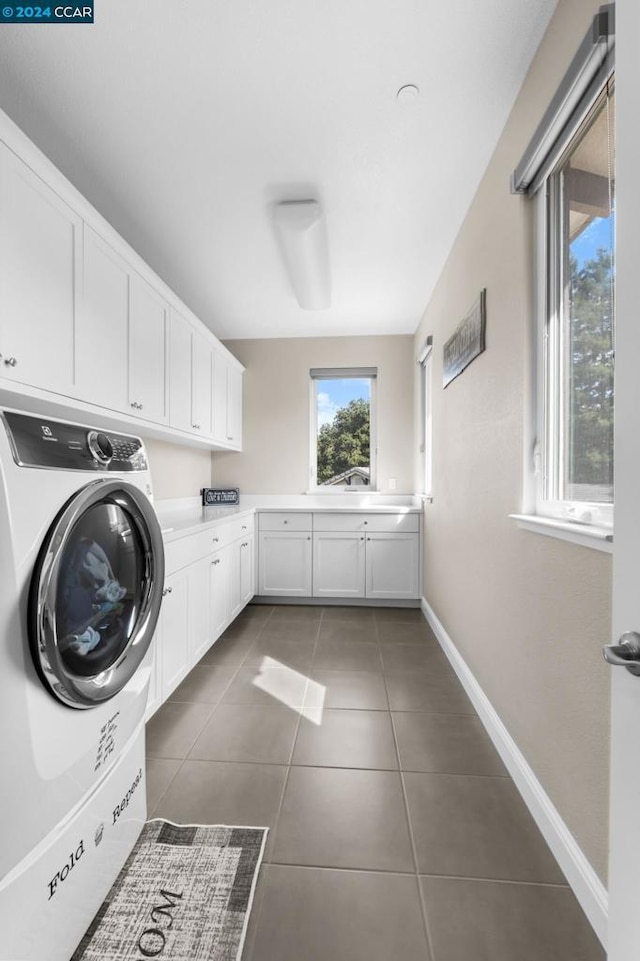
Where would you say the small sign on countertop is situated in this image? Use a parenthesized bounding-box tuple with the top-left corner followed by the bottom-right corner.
(201, 488, 240, 506)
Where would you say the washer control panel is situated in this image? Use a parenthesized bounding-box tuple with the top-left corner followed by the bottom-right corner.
(2, 411, 148, 472)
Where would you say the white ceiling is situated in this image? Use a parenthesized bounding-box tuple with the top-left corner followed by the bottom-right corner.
(0, 0, 557, 340)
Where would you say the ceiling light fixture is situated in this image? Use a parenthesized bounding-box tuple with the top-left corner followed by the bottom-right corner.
(273, 200, 331, 310)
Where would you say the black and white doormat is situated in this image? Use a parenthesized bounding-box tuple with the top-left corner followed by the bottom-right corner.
(72, 820, 268, 961)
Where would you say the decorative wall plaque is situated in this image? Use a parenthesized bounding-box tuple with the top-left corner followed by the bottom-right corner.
(443, 289, 486, 388)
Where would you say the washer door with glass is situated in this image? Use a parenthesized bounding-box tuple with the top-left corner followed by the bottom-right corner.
(29, 478, 165, 709)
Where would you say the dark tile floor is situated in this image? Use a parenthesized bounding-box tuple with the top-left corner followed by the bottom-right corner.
(146, 604, 605, 961)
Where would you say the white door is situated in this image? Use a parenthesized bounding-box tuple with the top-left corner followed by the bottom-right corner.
(159, 570, 190, 701)
(0, 143, 80, 396)
(365, 533, 420, 599)
(129, 273, 168, 423)
(212, 351, 228, 444)
(78, 226, 129, 410)
(313, 531, 365, 598)
(210, 550, 229, 640)
(258, 531, 312, 596)
(168, 309, 193, 432)
(191, 331, 212, 435)
(239, 534, 255, 608)
(604, 12, 640, 958)
(226, 364, 243, 447)
(189, 558, 212, 666)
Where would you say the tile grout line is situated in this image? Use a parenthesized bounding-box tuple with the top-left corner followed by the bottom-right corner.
(262, 609, 325, 867)
(377, 612, 438, 961)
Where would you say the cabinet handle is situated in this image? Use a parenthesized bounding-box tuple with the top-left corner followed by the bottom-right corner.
(192, 423, 201, 430)
(212, 537, 219, 543)
(227, 435, 233, 440)
(283, 520, 288, 525)
(212, 558, 220, 565)
(363, 520, 368, 525)
(307, 536, 311, 541)
(360, 537, 364, 541)
(4, 356, 18, 368)
(130, 401, 143, 411)
(162, 586, 173, 596)
(367, 537, 371, 541)
(242, 525, 247, 530)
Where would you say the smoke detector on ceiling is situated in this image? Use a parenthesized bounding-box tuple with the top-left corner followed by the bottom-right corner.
(396, 84, 420, 102)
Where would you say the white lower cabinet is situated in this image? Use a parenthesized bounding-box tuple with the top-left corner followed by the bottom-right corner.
(159, 568, 191, 702)
(210, 547, 230, 639)
(258, 530, 312, 596)
(313, 531, 366, 598)
(240, 534, 255, 607)
(147, 514, 256, 719)
(364, 532, 421, 599)
(257, 511, 421, 601)
(189, 557, 212, 665)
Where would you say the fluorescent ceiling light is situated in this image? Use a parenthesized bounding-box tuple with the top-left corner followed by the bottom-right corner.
(274, 200, 331, 310)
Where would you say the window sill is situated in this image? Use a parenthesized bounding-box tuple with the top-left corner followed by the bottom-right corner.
(509, 514, 613, 554)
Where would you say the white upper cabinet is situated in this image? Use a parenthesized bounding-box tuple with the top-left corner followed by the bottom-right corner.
(79, 230, 169, 423)
(226, 363, 243, 448)
(78, 226, 129, 410)
(0, 143, 80, 396)
(212, 350, 228, 444)
(128, 272, 168, 423)
(191, 330, 212, 436)
(212, 351, 243, 449)
(168, 309, 193, 432)
(169, 311, 213, 438)
(0, 131, 242, 448)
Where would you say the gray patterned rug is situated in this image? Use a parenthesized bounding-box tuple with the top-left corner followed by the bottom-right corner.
(72, 820, 268, 961)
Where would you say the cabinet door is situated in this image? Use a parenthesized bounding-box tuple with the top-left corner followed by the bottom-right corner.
(365, 533, 420, 599)
(226, 364, 243, 448)
(78, 226, 129, 410)
(0, 143, 80, 395)
(313, 531, 366, 598)
(240, 534, 255, 608)
(144, 636, 162, 721)
(212, 350, 228, 444)
(189, 558, 212, 666)
(210, 549, 230, 641)
(160, 569, 190, 700)
(191, 331, 212, 435)
(168, 309, 193, 432)
(228, 539, 243, 623)
(258, 531, 312, 596)
(129, 272, 168, 423)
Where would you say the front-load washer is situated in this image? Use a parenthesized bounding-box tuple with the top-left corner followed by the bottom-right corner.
(0, 409, 165, 961)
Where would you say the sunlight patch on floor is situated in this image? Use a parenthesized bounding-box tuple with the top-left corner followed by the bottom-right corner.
(252, 656, 325, 724)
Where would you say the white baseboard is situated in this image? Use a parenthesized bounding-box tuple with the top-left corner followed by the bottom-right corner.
(421, 597, 608, 950)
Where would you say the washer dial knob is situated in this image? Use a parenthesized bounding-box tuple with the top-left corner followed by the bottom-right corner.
(87, 430, 114, 464)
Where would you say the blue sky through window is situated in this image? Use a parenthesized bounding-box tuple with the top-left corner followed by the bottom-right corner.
(316, 378, 371, 428)
(571, 214, 614, 267)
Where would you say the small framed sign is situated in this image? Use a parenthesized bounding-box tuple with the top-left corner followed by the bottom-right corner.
(443, 289, 486, 388)
(202, 488, 240, 506)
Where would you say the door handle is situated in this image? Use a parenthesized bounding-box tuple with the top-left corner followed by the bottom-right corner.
(603, 631, 640, 676)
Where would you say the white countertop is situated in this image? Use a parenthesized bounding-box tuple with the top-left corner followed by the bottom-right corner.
(154, 494, 422, 541)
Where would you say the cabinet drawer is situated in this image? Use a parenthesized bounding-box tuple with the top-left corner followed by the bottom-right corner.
(214, 514, 254, 547)
(258, 512, 313, 532)
(313, 512, 420, 533)
(164, 528, 216, 574)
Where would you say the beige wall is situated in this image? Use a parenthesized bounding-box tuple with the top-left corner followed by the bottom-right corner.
(414, 0, 611, 883)
(214, 335, 414, 494)
(145, 437, 212, 501)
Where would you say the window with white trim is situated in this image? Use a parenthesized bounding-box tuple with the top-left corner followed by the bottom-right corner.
(310, 368, 377, 490)
(513, 4, 615, 531)
(418, 338, 433, 497)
